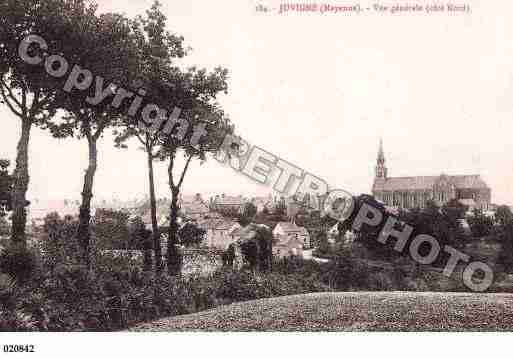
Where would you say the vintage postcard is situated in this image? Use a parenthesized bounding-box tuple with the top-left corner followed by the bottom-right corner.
(0, 0, 512, 357)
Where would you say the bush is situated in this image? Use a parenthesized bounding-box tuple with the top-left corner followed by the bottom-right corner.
(321, 255, 369, 290)
(40, 213, 80, 270)
(93, 209, 131, 249)
(0, 245, 40, 284)
(212, 267, 329, 303)
(9, 235, 501, 331)
(0, 217, 10, 236)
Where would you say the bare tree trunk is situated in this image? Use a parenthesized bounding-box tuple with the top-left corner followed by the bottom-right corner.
(146, 148, 162, 273)
(166, 154, 193, 276)
(167, 186, 182, 275)
(77, 136, 97, 267)
(142, 233, 152, 271)
(146, 148, 159, 272)
(10, 117, 31, 248)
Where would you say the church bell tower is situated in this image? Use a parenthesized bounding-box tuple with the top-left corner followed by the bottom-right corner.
(375, 138, 387, 179)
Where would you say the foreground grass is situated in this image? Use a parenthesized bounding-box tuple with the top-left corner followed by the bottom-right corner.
(129, 291, 513, 331)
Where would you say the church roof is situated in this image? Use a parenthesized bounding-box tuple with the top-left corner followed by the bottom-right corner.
(373, 174, 489, 192)
(459, 198, 476, 207)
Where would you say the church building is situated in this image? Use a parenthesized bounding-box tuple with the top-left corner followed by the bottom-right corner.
(371, 140, 491, 210)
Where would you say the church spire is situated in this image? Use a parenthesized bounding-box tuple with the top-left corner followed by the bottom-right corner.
(375, 138, 387, 179)
(377, 138, 385, 164)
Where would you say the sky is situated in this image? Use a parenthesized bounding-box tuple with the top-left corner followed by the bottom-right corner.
(2, 0, 513, 204)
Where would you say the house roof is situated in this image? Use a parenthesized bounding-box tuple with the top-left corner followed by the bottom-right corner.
(274, 222, 309, 236)
(373, 174, 489, 192)
(180, 194, 204, 203)
(141, 212, 169, 226)
(275, 236, 304, 249)
(229, 226, 243, 237)
(180, 202, 209, 215)
(28, 200, 80, 219)
(198, 218, 240, 231)
(233, 223, 271, 243)
(214, 195, 244, 206)
(251, 197, 272, 207)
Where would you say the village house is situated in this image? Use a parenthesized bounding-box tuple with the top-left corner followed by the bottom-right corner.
(327, 223, 356, 245)
(141, 212, 169, 230)
(141, 200, 171, 230)
(178, 193, 211, 220)
(26, 199, 83, 229)
(180, 202, 210, 220)
(210, 194, 245, 217)
(273, 235, 305, 258)
(285, 192, 327, 217)
(250, 194, 274, 213)
(197, 218, 241, 249)
(140, 194, 216, 230)
(272, 221, 311, 258)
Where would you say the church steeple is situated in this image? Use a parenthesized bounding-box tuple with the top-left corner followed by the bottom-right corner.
(375, 138, 387, 179)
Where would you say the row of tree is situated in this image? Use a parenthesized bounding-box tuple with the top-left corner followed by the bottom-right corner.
(0, 0, 233, 274)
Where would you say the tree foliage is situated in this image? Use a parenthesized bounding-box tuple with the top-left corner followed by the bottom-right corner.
(40, 212, 80, 270)
(467, 208, 493, 238)
(112, 1, 189, 272)
(238, 202, 257, 226)
(149, 51, 231, 275)
(93, 209, 131, 250)
(0, 160, 13, 217)
(43, 5, 142, 266)
(495, 205, 513, 227)
(0, 0, 97, 246)
(337, 195, 469, 262)
(178, 222, 205, 248)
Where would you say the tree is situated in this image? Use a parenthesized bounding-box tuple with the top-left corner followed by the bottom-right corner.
(238, 202, 257, 226)
(0, 0, 82, 246)
(111, 1, 230, 275)
(499, 223, 513, 270)
(93, 209, 131, 250)
(157, 101, 231, 275)
(40, 212, 80, 271)
(128, 216, 152, 270)
(493, 206, 513, 269)
(440, 199, 468, 245)
(341, 194, 466, 262)
(0, 217, 10, 237)
(314, 231, 331, 257)
(47, 9, 140, 266)
(495, 205, 513, 227)
(467, 208, 493, 238)
(0, 160, 13, 218)
(178, 222, 205, 248)
(237, 224, 273, 272)
(114, 1, 187, 272)
(274, 198, 286, 216)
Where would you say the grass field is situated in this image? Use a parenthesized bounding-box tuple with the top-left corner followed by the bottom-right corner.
(129, 291, 513, 331)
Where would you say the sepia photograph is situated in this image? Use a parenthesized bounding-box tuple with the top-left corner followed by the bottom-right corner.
(1, 0, 513, 356)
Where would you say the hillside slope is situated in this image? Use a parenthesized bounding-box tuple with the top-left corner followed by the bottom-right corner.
(129, 291, 513, 331)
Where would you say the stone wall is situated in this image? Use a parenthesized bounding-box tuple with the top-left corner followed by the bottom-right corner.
(100, 248, 224, 277)
(181, 248, 223, 276)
